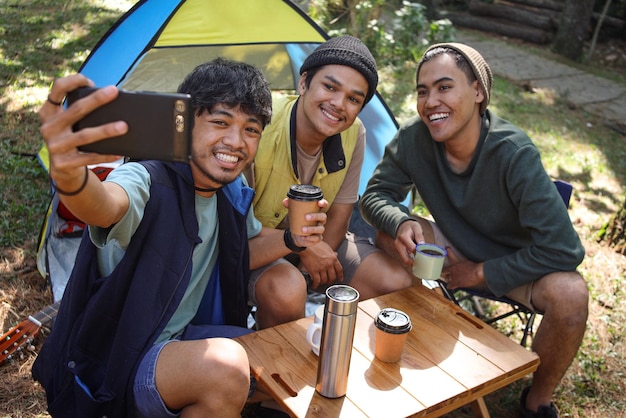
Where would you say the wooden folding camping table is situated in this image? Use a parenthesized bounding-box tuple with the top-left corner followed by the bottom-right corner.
(235, 284, 539, 417)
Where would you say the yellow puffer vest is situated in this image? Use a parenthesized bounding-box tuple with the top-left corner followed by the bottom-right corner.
(253, 95, 361, 228)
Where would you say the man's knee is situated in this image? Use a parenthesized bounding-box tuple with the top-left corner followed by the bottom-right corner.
(255, 266, 307, 325)
(563, 273, 589, 327)
(535, 271, 589, 318)
(197, 338, 249, 377)
(206, 339, 250, 397)
(257, 266, 306, 301)
(156, 339, 250, 413)
(567, 273, 589, 308)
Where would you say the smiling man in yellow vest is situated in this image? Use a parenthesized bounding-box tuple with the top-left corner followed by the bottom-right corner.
(246, 36, 414, 329)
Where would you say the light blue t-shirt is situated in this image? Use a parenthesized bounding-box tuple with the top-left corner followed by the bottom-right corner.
(89, 162, 262, 342)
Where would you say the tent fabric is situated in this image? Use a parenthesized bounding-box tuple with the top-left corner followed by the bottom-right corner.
(81, 0, 327, 91)
(40, 0, 399, 194)
(37, 0, 402, 301)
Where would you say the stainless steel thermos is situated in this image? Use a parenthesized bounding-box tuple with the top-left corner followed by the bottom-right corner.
(315, 284, 360, 398)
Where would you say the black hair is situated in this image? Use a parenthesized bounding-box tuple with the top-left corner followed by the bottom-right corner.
(417, 47, 477, 86)
(177, 57, 272, 127)
(301, 67, 319, 90)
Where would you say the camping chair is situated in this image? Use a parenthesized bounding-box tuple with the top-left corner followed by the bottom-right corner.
(438, 180, 573, 347)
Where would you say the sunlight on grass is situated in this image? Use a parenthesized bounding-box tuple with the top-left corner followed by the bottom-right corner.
(94, 0, 138, 11)
(49, 24, 90, 50)
(522, 87, 556, 106)
(5, 87, 50, 111)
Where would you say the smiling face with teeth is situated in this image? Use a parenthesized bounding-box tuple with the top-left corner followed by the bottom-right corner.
(189, 104, 264, 196)
(416, 53, 484, 148)
(296, 64, 368, 153)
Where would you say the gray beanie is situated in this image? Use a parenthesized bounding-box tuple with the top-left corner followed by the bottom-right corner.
(300, 35, 378, 105)
(417, 42, 493, 115)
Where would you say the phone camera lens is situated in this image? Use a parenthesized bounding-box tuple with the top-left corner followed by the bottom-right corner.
(175, 115, 185, 133)
(174, 100, 186, 113)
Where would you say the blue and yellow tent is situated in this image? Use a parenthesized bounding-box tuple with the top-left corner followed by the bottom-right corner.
(38, 0, 400, 301)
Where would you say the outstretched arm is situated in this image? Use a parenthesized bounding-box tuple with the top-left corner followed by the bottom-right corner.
(42, 75, 130, 228)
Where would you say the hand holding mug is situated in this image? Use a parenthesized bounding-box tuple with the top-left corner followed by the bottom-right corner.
(412, 243, 447, 281)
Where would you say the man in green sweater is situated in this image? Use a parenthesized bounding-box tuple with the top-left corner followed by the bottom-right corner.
(360, 43, 587, 418)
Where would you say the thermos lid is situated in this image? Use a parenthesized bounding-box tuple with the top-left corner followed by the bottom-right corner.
(375, 308, 412, 334)
(325, 285, 359, 315)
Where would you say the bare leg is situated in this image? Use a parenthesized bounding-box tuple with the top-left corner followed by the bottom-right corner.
(155, 339, 250, 418)
(350, 250, 415, 299)
(524, 271, 588, 412)
(254, 263, 307, 329)
(375, 230, 408, 269)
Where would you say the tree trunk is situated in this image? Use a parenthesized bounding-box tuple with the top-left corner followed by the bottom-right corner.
(445, 11, 553, 44)
(506, 0, 564, 11)
(598, 195, 626, 255)
(551, 0, 595, 61)
(469, 0, 557, 30)
(587, 0, 612, 61)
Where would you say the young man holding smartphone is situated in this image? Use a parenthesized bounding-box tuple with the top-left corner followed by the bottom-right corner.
(33, 58, 325, 418)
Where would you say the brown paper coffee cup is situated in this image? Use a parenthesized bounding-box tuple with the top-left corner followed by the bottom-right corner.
(287, 184, 323, 235)
(374, 308, 412, 363)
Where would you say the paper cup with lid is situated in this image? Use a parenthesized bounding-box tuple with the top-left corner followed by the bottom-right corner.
(287, 184, 323, 235)
(374, 308, 412, 363)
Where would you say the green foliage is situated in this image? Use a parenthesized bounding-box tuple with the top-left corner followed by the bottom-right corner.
(411, 199, 431, 218)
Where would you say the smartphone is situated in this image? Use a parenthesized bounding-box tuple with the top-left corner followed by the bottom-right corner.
(67, 87, 192, 163)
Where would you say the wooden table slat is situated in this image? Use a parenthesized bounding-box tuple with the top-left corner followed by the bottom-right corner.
(236, 285, 539, 418)
(353, 307, 496, 396)
(360, 286, 539, 371)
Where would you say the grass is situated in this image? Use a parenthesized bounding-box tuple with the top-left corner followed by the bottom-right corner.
(1, 0, 135, 249)
(1, 1, 625, 417)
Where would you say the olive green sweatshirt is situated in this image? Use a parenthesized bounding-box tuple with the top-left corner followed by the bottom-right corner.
(360, 111, 585, 296)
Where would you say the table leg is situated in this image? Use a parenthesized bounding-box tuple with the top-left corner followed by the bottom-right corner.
(470, 397, 490, 418)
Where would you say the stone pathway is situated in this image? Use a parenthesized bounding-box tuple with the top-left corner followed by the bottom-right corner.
(456, 31, 626, 134)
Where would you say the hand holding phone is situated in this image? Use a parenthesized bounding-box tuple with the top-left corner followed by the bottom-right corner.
(67, 87, 192, 163)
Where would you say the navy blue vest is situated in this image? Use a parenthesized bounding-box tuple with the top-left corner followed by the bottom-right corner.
(32, 161, 252, 417)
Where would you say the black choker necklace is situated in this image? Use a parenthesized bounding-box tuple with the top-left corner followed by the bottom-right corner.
(195, 185, 219, 193)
